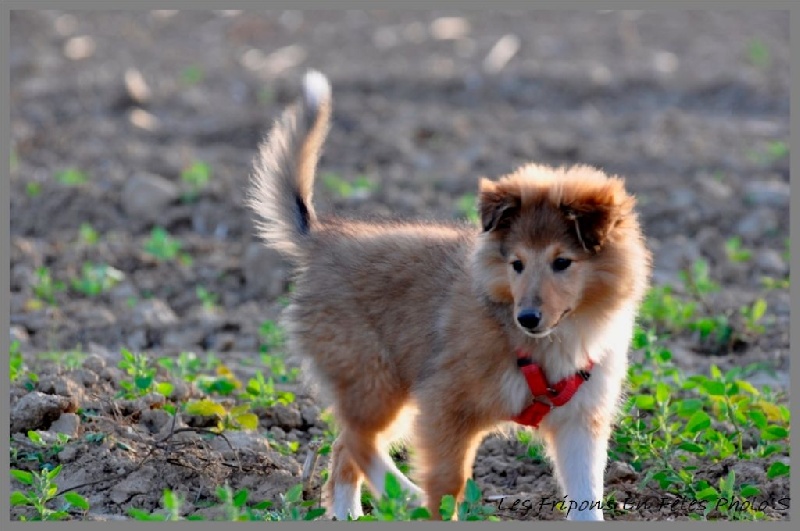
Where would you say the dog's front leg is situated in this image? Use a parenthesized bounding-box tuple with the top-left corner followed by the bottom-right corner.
(540, 419, 609, 521)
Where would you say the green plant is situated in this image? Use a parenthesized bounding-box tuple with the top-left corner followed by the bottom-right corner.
(724, 237, 752, 262)
(116, 348, 173, 399)
(17, 432, 71, 466)
(456, 193, 480, 224)
(439, 479, 499, 521)
(245, 371, 295, 408)
(71, 262, 125, 297)
(740, 298, 768, 336)
(78, 223, 99, 246)
(196, 286, 218, 310)
(26, 182, 41, 197)
(143, 227, 183, 261)
(37, 349, 88, 372)
(321, 172, 376, 198)
(55, 168, 89, 186)
(32, 267, 66, 305)
(747, 140, 788, 166)
(129, 489, 195, 521)
(10, 340, 24, 383)
(11, 465, 89, 521)
(181, 160, 212, 202)
(515, 429, 545, 463)
(760, 276, 789, 290)
(610, 328, 789, 520)
(357, 472, 430, 521)
(746, 38, 771, 68)
(184, 399, 259, 432)
(180, 65, 204, 85)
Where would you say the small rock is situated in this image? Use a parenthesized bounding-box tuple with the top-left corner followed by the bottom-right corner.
(83, 353, 107, 373)
(261, 404, 303, 429)
(140, 408, 172, 435)
(131, 299, 178, 328)
(109, 466, 157, 504)
(744, 180, 789, 208)
(607, 461, 638, 483)
(10, 392, 75, 433)
(163, 327, 205, 349)
(755, 249, 787, 276)
(58, 445, 80, 462)
(124, 67, 151, 104)
(301, 405, 320, 426)
(38, 375, 85, 404)
(652, 235, 701, 282)
(699, 177, 732, 200)
(242, 242, 291, 298)
(63, 35, 95, 60)
(732, 460, 767, 485)
(483, 34, 520, 74)
(736, 209, 779, 239)
(269, 426, 286, 440)
(10, 325, 29, 344)
(209, 430, 272, 457)
(121, 172, 179, 222)
(50, 412, 81, 438)
(430, 17, 470, 40)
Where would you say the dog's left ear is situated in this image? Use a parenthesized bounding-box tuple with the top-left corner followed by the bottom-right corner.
(478, 178, 521, 233)
(560, 179, 635, 253)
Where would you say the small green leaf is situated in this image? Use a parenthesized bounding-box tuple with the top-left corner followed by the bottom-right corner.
(64, 491, 90, 510)
(695, 486, 719, 502)
(685, 410, 711, 434)
(304, 507, 327, 520)
(634, 394, 656, 410)
(155, 382, 174, 397)
(184, 399, 226, 418)
(384, 472, 403, 500)
(767, 462, 790, 479)
(702, 380, 726, 396)
(440, 495, 456, 520)
(761, 425, 789, 441)
(284, 483, 303, 504)
(410, 506, 432, 520)
(135, 375, 153, 391)
(233, 488, 248, 508)
(464, 478, 482, 504)
(740, 485, 761, 498)
(10, 491, 30, 505)
(751, 299, 767, 322)
(678, 442, 704, 453)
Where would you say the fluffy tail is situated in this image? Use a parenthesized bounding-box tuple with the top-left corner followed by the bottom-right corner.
(247, 70, 332, 263)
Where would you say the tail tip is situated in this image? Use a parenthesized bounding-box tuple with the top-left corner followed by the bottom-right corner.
(303, 70, 331, 113)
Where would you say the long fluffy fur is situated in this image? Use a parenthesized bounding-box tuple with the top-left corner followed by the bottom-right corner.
(247, 71, 651, 521)
(247, 70, 331, 262)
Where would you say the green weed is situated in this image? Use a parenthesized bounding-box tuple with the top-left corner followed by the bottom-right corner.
(180, 65, 204, 85)
(71, 262, 125, 296)
(245, 370, 295, 408)
(181, 160, 212, 202)
(321, 172, 377, 198)
(724, 237, 752, 263)
(456, 193, 480, 224)
(117, 348, 173, 399)
(746, 38, 771, 68)
(143, 227, 183, 261)
(196, 286, 218, 310)
(11, 465, 89, 521)
(32, 267, 66, 305)
(55, 168, 89, 186)
(26, 182, 42, 197)
(78, 223, 99, 246)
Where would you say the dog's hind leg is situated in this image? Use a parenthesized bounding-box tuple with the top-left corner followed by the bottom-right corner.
(325, 434, 365, 520)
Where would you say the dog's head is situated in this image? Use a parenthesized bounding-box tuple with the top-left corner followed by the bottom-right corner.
(473, 163, 649, 339)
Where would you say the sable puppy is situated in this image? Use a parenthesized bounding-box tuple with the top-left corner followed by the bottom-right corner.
(248, 71, 651, 521)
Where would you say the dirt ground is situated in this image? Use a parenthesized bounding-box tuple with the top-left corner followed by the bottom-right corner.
(9, 10, 790, 521)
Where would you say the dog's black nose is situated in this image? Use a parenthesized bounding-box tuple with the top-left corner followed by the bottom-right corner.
(517, 308, 542, 330)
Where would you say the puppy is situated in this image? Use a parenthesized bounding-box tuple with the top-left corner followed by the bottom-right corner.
(248, 71, 651, 521)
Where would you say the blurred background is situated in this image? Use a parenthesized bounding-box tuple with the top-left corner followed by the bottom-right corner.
(9, 10, 790, 521)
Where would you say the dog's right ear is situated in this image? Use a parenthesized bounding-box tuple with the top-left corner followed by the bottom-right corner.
(478, 179, 521, 232)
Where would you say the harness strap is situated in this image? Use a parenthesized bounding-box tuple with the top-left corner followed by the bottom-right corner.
(511, 349, 594, 428)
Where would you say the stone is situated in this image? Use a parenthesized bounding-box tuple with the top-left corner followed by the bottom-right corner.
(50, 412, 81, 438)
(131, 299, 178, 328)
(10, 392, 75, 433)
(121, 172, 179, 222)
(242, 242, 290, 299)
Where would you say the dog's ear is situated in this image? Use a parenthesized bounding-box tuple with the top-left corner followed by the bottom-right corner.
(560, 179, 635, 253)
(478, 178, 521, 233)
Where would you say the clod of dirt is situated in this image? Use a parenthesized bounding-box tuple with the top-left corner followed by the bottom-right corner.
(736, 208, 779, 240)
(606, 461, 638, 483)
(37, 374, 86, 405)
(242, 242, 291, 298)
(118, 392, 166, 416)
(208, 430, 272, 457)
(300, 405, 320, 426)
(10, 391, 76, 433)
(258, 403, 303, 430)
(50, 412, 82, 438)
(109, 465, 159, 504)
(139, 408, 172, 435)
(121, 172, 180, 222)
(743, 179, 789, 208)
(131, 299, 178, 328)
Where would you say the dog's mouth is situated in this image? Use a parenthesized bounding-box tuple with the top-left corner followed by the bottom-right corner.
(515, 308, 571, 339)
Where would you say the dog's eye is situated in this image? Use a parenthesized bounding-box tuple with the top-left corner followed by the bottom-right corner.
(552, 257, 572, 272)
(511, 260, 524, 273)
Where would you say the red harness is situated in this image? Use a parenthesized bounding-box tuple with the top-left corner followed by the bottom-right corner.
(511, 349, 594, 428)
